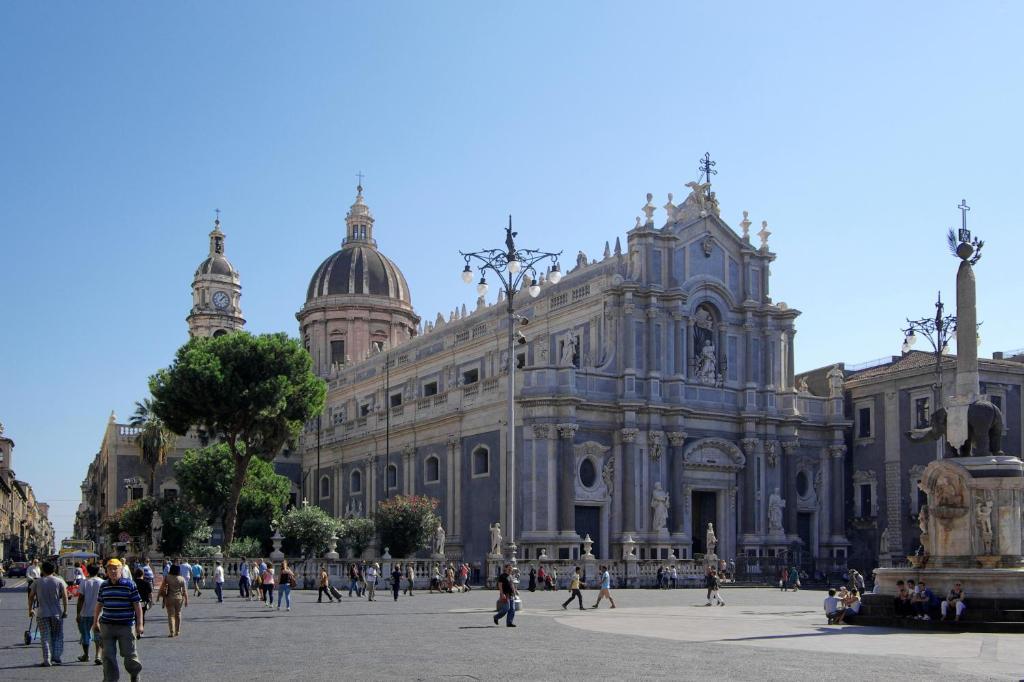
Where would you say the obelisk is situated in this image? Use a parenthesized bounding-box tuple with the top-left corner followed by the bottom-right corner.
(946, 203, 982, 454)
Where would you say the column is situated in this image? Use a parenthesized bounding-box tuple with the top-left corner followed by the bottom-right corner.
(448, 436, 461, 539)
(786, 329, 796, 390)
(778, 441, 797, 536)
(667, 432, 687, 533)
(685, 318, 695, 379)
(830, 445, 846, 539)
(620, 428, 639, 533)
(672, 314, 684, 377)
(557, 424, 579, 533)
(740, 438, 760, 536)
(623, 302, 636, 370)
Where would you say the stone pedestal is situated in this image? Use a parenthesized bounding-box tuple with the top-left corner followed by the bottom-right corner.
(873, 455, 1024, 601)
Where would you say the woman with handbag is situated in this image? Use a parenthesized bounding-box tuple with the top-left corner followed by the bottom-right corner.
(158, 564, 188, 637)
(277, 561, 296, 611)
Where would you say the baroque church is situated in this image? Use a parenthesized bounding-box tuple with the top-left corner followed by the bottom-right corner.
(290, 179, 851, 567)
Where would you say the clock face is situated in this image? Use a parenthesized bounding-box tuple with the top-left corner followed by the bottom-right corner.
(212, 291, 230, 310)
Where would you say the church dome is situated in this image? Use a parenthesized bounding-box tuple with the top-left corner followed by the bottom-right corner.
(304, 184, 412, 305)
(195, 255, 237, 277)
(306, 245, 411, 303)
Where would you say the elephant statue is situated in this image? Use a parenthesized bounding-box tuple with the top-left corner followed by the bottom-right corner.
(909, 400, 1004, 458)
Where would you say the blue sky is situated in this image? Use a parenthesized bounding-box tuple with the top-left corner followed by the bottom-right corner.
(2, 1, 1022, 544)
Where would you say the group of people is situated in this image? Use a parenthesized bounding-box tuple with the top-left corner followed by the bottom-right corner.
(236, 557, 297, 610)
(430, 561, 472, 593)
(893, 578, 967, 622)
(823, 586, 863, 624)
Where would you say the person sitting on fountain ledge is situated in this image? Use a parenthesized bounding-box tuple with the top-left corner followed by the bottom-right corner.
(824, 589, 844, 624)
(893, 580, 913, 618)
(911, 580, 937, 620)
(941, 581, 967, 622)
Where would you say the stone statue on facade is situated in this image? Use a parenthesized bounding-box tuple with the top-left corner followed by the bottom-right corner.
(768, 488, 786, 533)
(827, 364, 844, 398)
(694, 307, 714, 352)
(705, 523, 717, 555)
(433, 523, 446, 557)
(601, 455, 614, 492)
(798, 377, 811, 395)
(918, 504, 930, 536)
(696, 340, 719, 386)
(150, 511, 163, 553)
(560, 334, 578, 367)
(879, 526, 891, 555)
(650, 482, 670, 533)
(489, 522, 503, 556)
(976, 498, 994, 554)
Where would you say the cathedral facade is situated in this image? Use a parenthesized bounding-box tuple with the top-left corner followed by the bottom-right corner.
(297, 182, 851, 567)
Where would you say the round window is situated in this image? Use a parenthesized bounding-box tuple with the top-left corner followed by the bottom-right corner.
(579, 458, 597, 488)
(796, 471, 809, 497)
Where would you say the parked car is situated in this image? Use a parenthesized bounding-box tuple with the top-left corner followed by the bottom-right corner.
(6, 562, 29, 577)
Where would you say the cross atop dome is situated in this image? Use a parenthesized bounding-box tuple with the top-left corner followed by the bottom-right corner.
(344, 178, 376, 247)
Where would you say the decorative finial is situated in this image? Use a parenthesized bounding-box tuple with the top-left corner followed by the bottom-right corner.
(740, 210, 751, 241)
(947, 198, 983, 264)
(663, 193, 676, 226)
(642, 193, 656, 224)
(214, 208, 221, 229)
(356, 171, 364, 194)
(758, 220, 771, 250)
(634, 216, 642, 229)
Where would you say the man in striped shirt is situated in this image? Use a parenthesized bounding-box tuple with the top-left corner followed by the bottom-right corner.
(93, 558, 143, 682)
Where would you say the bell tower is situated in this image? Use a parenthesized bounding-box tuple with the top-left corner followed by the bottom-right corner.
(187, 212, 245, 338)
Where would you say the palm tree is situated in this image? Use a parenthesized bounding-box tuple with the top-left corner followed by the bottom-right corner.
(129, 398, 177, 498)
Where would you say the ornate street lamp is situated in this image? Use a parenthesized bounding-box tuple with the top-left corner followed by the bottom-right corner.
(902, 290, 957, 412)
(460, 216, 561, 564)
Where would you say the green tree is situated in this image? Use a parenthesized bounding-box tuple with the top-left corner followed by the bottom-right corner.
(278, 504, 339, 558)
(156, 497, 205, 556)
(174, 443, 291, 535)
(339, 517, 376, 557)
(374, 495, 439, 558)
(105, 497, 158, 549)
(150, 332, 325, 546)
(129, 398, 177, 498)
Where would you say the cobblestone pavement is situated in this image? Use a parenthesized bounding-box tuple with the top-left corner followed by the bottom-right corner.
(1, 580, 1017, 680)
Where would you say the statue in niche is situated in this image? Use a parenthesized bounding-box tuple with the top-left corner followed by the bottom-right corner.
(489, 522, 503, 555)
(601, 455, 614, 491)
(705, 522, 718, 555)
(696, 340, 719, 386)
(768, 488, 786, 533)
(879, 526, 891, 555)
(976, 498, 994, 554)
(433, 523, 446, 556)
(693, 307, 715, 354)
(650, 482, 670, 532)
(560, 334, 579, 368)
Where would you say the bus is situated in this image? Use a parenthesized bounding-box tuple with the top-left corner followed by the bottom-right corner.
(60, 538, 96, 556)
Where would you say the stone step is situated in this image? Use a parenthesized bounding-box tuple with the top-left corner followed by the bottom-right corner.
(852, 615, 1024, 634)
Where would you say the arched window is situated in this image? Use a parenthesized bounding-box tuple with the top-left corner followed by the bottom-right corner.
(212, 329, 228, 338)
(350, 469, 362, 494)
(320, 475, 331, 499)
(387, 464, 398, 489)
(425, 455, 440, 484)
(472, 446, 490, 477)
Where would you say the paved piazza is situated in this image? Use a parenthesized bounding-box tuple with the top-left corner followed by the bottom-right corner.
(1, 581, 1020, 680)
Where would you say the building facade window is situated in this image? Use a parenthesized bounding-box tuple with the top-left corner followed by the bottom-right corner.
(425, 455, 440, 484)
(331, 339, 346, 366)
(350, 470, 362, 494)
(320, 475, 331, 499)
(390, 392, 403, 408)
(854, 402, 874, 439)
(423, 381, 438, 397)
(387, 464, 398, 489)
(462, 368, 479, 385)
(914, 396, 930, 429)
(472, 446, 489, 477)
(852, 469, 878, 517)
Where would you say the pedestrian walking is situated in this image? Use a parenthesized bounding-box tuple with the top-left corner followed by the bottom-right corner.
(277, 561, 295, 611)
(179, 559, 192, 594)
(27, 560, 68, 666)
(492, 563, 518, 627)
(238, 557, 251, 600)
(460, 563, 472, 591)
(26, 558, 41, 588)
(404, 562, 416, 595)
(365, 562, 379, 601)
(528, 566, 537, 592)
(252, 560, 263, 600)
(157, 564, 188, 637)
(76, 563, 103, 664)
(348, 563, 361, 597)
(133, 568, 153, 634)
(779, 567, 788, 591)
(318, 565, 335, 603)
(391, 563, 402, 601)
(261, 563, 276, 607)
(214, 561, 225, 603)
(670, 565, 678, 589)
(141, 558, 155, 587)
(93, 558, 143, 681)
(707, 569, 726, 606)
(561, 566, 585, 610)
(592, 565, 616, 609)
(430, 563, 442, 593)
(191, 562, 204, 596)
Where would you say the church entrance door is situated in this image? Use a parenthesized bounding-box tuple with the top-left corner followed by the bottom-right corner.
(691, 490, 717, 554)
(575, 506, 601, 559)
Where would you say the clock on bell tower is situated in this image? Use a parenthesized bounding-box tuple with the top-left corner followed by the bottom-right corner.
(186, 212, 246, 338)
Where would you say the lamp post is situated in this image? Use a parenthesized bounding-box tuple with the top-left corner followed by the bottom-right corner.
(460, 216, 562, 564)
(902, 290, 957, 415)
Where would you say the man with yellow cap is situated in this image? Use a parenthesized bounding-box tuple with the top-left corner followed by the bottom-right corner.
(92, 558, 143, 681)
